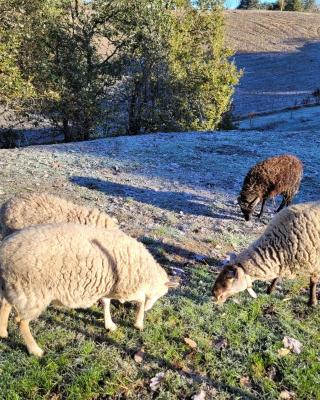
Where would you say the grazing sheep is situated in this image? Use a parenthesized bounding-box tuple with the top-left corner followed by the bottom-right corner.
(212, 202, 320, 306)
(0, 224, 178, 356)
(0, 193, 119, 331)
(0, 192, 117, 237)
(238, 154, 303, 221)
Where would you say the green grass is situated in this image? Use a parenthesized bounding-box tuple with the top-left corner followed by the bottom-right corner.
(1, 265, 319, 399)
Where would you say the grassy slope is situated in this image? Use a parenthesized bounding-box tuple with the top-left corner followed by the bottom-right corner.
(225, 10, 320, 117)
(0, 115, 320, 399)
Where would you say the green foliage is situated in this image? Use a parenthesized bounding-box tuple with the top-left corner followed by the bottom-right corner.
(0, 0, 240, 141)
(0, 0, 39, 106)
(272, 0, 317, 10)
(167, 4, 240, 131)
(237, 0, 261, 9)
(126, 1, 240, 134)
(303, 0, 316, 10)
(284, 0, 304, 11)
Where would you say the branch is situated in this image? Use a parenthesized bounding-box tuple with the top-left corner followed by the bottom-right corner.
(97, 41, 127, 69)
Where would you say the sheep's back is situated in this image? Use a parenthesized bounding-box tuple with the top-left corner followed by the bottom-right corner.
(242, 154, 302, 197)
(0, 224, 166, 307)
(0, 193, 117, 235)
(239, 202, 320, 279)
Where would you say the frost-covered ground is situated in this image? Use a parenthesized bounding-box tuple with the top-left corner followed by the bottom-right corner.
(1, 108, 320, 399)
(0, 105, 319, 250)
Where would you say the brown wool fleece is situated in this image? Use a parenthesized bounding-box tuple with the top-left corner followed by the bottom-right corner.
(240, 154, 303, 206)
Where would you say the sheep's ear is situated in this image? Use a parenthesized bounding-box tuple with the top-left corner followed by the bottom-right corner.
(166, 278, 180, 288)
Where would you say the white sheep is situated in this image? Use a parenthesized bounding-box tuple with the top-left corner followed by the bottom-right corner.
(0, 192, 120, 332)
(0, 223, 178, 356)
(212, 202, 320, 305)
(0, 192, 118, 237)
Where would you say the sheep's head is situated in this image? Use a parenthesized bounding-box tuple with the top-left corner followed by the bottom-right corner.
(212, 264, 257, 304)
(237, 194, 260, 221)
(145, 277, 179, 311)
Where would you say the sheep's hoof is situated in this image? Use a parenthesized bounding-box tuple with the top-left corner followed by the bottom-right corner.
(0, 328, 8, 338)
(308, 300, 317, 307)
(134, 322, 144, 331)
(29, 346, 44, 358)
(105, 322, 117, 332)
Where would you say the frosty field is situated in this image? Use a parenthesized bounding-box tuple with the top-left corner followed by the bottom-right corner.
(0, 104, 320, 399)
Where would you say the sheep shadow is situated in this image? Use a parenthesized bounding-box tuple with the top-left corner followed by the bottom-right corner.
(140, 236, 219, 270)
(70, 175, 214, 217)
(139, 237, 219, 305)
(36, 308, 259, 400)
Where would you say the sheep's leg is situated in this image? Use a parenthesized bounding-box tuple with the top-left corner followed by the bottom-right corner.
(134, 300, 145, 331)
(285, 196, 292, 207)
(0, 298, 12, 338)
(19, 319, 44, 357)
(101, 298, 117, 332)
(257, 199, 266, 219)
(145, 296, 160, 312)
(308, 276, 318, 306)
(276, 195, 289, 213)
(266, 278, 279, 294)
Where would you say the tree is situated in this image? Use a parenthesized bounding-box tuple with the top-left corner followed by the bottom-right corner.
(0, 0, 241, 141)
(167, 1, 240, 131)
(303, 0, 316, 10)
(126, 0, 241, 134)
(0, 0, 135, 141)
(237, 0, 260, 9)
(284, 0, 304, 10)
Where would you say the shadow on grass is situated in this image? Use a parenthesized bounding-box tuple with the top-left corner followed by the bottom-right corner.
(70, 175, 214, 217)
(139, 236, 220, 268)
(70, 175, 243, 222)
(35, 308, 259, 400)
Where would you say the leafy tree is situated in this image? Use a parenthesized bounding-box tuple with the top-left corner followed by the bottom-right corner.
(303, 0, 316, 10)
(0, 1, 41, 108)
(284, 0, 304, 10)
(0, 0, 240, 141)
(237, 0, 260, 9)
(0, 0, 135, 141)
(126, 0, 241, 133)
(167, 1, 240, 131)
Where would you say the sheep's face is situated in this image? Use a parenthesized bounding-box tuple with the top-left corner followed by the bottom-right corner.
(237, 195, 260, 221)
(212, 265, 248, 303)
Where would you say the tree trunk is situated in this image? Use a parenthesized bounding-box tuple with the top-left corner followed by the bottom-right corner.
(62, 118, 73, 142)
(128, 81, 142, 135)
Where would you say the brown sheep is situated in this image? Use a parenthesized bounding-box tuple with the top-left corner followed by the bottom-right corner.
(238, 154, 303, 221)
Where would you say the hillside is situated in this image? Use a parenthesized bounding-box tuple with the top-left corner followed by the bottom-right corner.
(225, 10, 320, 116)
(1, 109, 320, 399)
